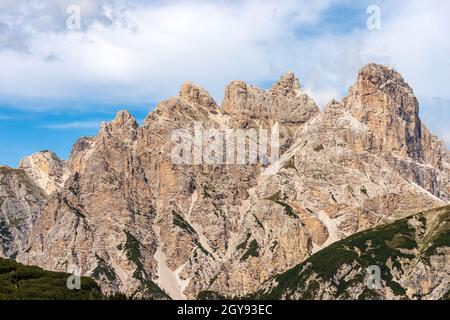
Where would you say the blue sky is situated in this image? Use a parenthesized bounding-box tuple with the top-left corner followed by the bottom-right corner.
(1, 0, 449, 167)
(0, 103, 150, 166)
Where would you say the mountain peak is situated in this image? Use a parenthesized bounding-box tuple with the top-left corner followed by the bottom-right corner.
(342, 63, 428, 161)
(111, 110, 139, 129)
(221, 75, 318, 125)
(359, 63, 394, 75)
(19, 150, 69, 194)
(355, 63, 414, 96)
(99, 110, 139, 144)
(179, 81, 218, 111)
(269, 71, 301, 96)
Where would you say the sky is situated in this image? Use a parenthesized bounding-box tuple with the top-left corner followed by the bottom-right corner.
(0, 0, 449, 167)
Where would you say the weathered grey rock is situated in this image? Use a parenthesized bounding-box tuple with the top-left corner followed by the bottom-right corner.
(0, 166, 47, 258)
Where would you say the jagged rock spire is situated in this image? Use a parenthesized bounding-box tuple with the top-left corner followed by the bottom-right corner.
(14, 64, 449, 302)
(111, 110, 139, 129)
(341, 63, 432, 162)
(179, 81, 218, 111)
(100, 110, 139, 143)
(221, 71, 318, 125)
(269, 71, 302, 97)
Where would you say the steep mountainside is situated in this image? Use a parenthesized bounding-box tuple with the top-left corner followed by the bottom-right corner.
(0, 166, 47, 259)
(14, 64, 450, 299)
(252, 205, 449, 300)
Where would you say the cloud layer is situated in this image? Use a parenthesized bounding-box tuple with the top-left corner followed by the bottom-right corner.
(0, 0, 335, 101)
(0, 0, 449, 144)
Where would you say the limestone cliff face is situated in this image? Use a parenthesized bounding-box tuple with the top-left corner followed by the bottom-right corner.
(16, 64, 450, 299)
(0, 166, 47, 258)
(19, 151, 70, 195)
(222, 72, 320, 154)
(341, 64, 449, 200)
(222, 71, 318, 124)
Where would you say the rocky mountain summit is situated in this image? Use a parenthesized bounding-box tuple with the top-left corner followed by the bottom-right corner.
(1, 63, 449, 300)
(19, 151, 70, 195)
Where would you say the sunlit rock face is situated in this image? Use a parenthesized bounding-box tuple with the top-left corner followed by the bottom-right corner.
(19, 151, 70, 195)
(14, 64, 450, 299)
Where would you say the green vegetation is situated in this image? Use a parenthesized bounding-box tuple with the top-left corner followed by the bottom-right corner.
(0, 220, 13, 253)
(422, 209, 450, 258)
(281, 157, 296, 170)
(253, 214, 265, 230)
(121, 231, 170, 299)
(0, 166, 17, 175)
(443, 290, 450, 300)
(194, 240, 211, 257)
(266, 191, 299, 219)
(0, 257, 103, 300)
(122, 232, 144, 278)
(91, 254, 118, 283)
(360, 186, 368, 197)
(240, 240, 260, 262)
(62, 197, 86, 219)
(270, 240, 278, 252)
(236, 233, 251, 251)
(197, 291, 228, 300)
(252, 205, 450, 300)
(173, 211, 197, 236)
(276, 201, 298, 219)
(8, 217, 23, 229)
(330, 193, 338, 203)
(172, 211, 211, 257)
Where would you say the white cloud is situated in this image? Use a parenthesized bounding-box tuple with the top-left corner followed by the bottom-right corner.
(42, 120, 103, 129)
(442, 130, 450, 148)
(365, 1, 450, 99)
(0, 0, 336, 103)
(0, 0, 449, 145)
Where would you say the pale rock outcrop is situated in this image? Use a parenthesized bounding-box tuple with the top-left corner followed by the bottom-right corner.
(19, 151, 70, 195)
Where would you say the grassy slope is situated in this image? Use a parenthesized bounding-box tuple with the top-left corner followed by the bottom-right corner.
(0, 257, 103, 300)
(197, 205, 449, 300)
(252, 205, 449, 300)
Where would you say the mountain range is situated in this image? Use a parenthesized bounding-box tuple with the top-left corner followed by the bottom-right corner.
(0, 63, 449, 300)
